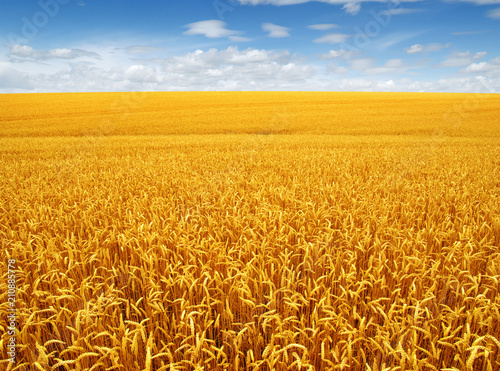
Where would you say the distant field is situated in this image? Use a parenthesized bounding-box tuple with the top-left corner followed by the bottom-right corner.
(0, 92, 499, 370)
(1, 91, 499, 137)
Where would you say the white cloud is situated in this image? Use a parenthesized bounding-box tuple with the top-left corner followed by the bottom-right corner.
(463, 62, 490, 72)
(326, 64, 348, 74)
(330, 75, 497, 93)
(234, 0, 431, 15)
(385, 59, 405, 68)
(337, 78, 375, 89)
(183, 20, 241, 38)
(125, 65, 159, 83)
(383, 8, 425, 15)
(234, 0, 500, 20)
(158, 47, 315, 88)
(405, 44, 424, 54)
(405, 43, 451, 54)
(162, 47, 294, 69)
(0, 46, 319, 92)
(350, 58, 374, 71)
(348, 57, 414, 75)
(49, 49, 75, 58)
(321, 49, 358, 60)
(461, 56, 500, 74)
(486, 7, 500, 18)
(224, 48, 289, 64)
(1, 40, 499, 93)
(2, 58, 499, 93)
(314, 33, 350, 44)
(308, 24, 339, 31)
(10, 44, 35, 57)
(343, 2, 361, 15)
(439, 51, 487, 67)
(0, 62, 34, 90)
(229, 36, 253, 42)
(9, 44, 99, 60)
(125, 46, 163, 55)
(262, 23, 291, 37)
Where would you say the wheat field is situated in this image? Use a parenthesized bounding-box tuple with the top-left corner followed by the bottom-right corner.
(1, 92, 499, 370)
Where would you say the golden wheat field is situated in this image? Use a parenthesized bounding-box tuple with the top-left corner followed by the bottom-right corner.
(1, 92, 500, 371)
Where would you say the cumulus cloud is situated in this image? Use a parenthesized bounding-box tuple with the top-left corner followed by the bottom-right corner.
(1, 41, 499, 93)
(10, 44, 35, 57)
(183, 20, 241, 38)
(462, 61, 490, 72)
(151, 47, 316, 89)
(461, 56, 500, 75)
(314, 33, 350, 44)
(162, 47, 302, 72)
(262, 23, 291, 37)
(9, 44, 100, 60)
(2, 60, 499, 93)
(0, 46, 320, 92)
(404, 43, 451, 54)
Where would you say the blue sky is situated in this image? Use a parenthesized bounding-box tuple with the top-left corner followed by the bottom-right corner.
(1, 0, 499, 93)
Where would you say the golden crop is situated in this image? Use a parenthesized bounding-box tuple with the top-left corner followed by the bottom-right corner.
(0, 92, 499, 370)
(1, 91, 499, 138)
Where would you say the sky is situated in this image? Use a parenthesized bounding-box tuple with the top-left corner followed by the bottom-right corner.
(0, 0, 499, 93)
